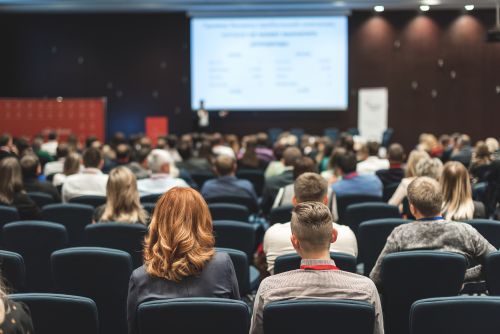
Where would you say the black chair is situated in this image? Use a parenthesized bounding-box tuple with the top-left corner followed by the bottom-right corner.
(10, 293, 99, 334)
(205, 195, 259, 213)
(267, 128, 283, 144)
(42, 203, 94, 245)
(209, 203, 249, 222)
(485, 251, 500, 295)
(336, 195, 383, 222)
(383, 183, 400, 202)
(216, 247, 260, 296)
(213, 220, 256, 259)
(410, 296, 500, 334)
(274, 252, 357, 274)
(358, 218, 409, 275)
(464, 219, 500, 249)
(0, 205, 19, 231)
(0, 250, 25, 292)
(381, 251, 467, 334)
(382, 128, 394, 148)
(69, 195, 107, 208)
(27, 191, 56, 208)
(190, 171, 215, 188)
(138, 298, 250, 334)
(52, 247, 132, 334)
(236, 169, 265, 196)
(343, 202, 400, 236)
(264, 299, 374, 334)
(140, 193, 162, 204)
(324, 127, 339, 141)
(2, 221, 68, 292)
(269, 205, 294, 225)
(84, 223, 148, 268)
(142, 202, 156, 216)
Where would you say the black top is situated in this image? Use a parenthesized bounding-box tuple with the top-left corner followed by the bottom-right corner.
(23, 178, 61, 202)
(376, 167, 405, 187)
(0, 298, 34, 334)
(127, 252, 240, 334)
(0, 192, 41, 220)
(261, 169, 294, 214)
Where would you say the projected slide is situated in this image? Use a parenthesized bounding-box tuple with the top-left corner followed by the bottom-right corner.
(190, 16, 348, 111)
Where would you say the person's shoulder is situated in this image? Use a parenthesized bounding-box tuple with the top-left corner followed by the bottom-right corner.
(209, 251, 233, 269)
(265, 222, 291, 237)
(338, 270, 378, 291)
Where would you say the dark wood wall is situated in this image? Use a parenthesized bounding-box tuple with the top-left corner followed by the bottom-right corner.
(1, 10, 499, 149)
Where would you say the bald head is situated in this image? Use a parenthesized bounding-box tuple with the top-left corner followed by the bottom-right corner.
(215, 154, 236, 176)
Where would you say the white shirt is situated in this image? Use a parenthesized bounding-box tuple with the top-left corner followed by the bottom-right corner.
(62, 168, 109, 203)
(357, 156, 390, 174)
(43, 158, 64, 176)
(41, 140, 58, 156)
(137, 173, 189, 196)
(263, 221, 358, 275)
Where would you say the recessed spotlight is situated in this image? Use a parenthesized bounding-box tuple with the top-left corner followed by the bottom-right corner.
(464, 4, 475, 11)
(420, 5, 430, 12)
(374, 5, 385, 12)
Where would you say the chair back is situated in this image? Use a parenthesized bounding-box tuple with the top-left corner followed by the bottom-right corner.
(269, 205, 293, 225)
(2, 221, 67, 292)
(209, 203, 249, 222)
(69, 195, 107, 207)
(213, 220, 256, 259)
(216, 247, 260, 296)
(205, 195, 258, 213)
(410, 296, 500, 334)
(464, 219, 500, 249)
(358, 218, 409, 275)
(336, 195, 382, 222)
(0, 205, 20, 232)
(381, 251, 467, 334)
(138, 298, 250, 334)
(383, 183, 400, 202)
(324, 127, 339, 141)
(27, 191, 56, 208)
(142, 202, 156, 216)
(42, 203, 94, 245)
(84, 223, 148, 268)
(10, 293, 99, 334)
(140, 193, 162, 204)
(274, 252, 357, 274)
(0, 250, 25, 292)
(264, 299, 374, 334)
(343, 202, 400, 236)
(51, 247, 132, 334)
(236, 169, 265, 196)
(485, 251, 500, 295)
(190, 171, 215, 188)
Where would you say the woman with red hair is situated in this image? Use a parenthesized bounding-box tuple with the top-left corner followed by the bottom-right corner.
(127, 187, 240, 334)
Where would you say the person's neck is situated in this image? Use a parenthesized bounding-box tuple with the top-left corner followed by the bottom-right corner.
(299, 250, 331, 261)
(414, 212, 442, 221)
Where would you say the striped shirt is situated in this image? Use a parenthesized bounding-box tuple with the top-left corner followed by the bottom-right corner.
(250, 258, 384, 334)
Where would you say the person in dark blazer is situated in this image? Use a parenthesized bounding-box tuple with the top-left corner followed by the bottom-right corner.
(127, 187, 239, 334)
(20, 154, 61, 202)
(376, 143, 406, 187)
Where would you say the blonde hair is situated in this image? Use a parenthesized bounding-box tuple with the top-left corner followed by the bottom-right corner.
(63, 152, 81, 176)
(100, 167, 148, 224)
(405, 150, 430, 177)
(0, 158, 24, 204)
(143, 187, 215, 282)
(441, 161, 475, 221)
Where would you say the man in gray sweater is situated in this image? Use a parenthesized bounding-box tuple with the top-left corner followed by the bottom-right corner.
(370, 176, 495, 286)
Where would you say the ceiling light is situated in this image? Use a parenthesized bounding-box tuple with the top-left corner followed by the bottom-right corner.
(374, 5, 385, 12)
(464, 5, 475, 11)
(420, 5, 430, 12)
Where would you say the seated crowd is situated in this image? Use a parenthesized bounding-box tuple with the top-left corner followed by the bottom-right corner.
(1, 129, 500, 334)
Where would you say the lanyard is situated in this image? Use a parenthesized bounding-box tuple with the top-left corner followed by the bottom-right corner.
(300, 264, 339, 271)
(417, 216, 444, 221)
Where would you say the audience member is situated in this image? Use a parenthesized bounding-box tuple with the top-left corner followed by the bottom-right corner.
(176, 140, 212, 174)
(201, 154, 258, 203)
(261, 146, 302, 214)
(20, 154, 61, 202)
(357, 141, 389, 174)
(376, 143, 405, 187)
(32, 136, 53, 167)
(441, 161, 486, 220)
(332, 151, 383, 198)
(126, 147, 150, 180)
(43, 143, 69, 176)
(238, 136, 267, 170)
(211, 133, 236, 158)
(451, 134, 473, 167)
(252, 202, 382, 334)
(62, 148, 108, 202)
(469, 141, 492, 183)
(0, 157, 41, 219)
(137, 149, 188, 196)
(485, 137, 500, 161)
(127, 187, 239, 334)
(264, 142, 287, 179)
(0, 134, 17, 161)
(370, 177, 495, 286)
(165, 134, 183, 162)
(255, 132, 274, 162)
(41, 130, 58, 157)
(93, 167, 148, 224)
(52, 152, 81, 187)
(0, 281, 34, 334)
(321, 147, 346, 184)
(264, 172, 357, 274)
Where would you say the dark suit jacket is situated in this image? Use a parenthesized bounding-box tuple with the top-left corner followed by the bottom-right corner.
(127, 252, 240, 334)
(261, 169, 294, 214)
(376, 167, 404, 187)
(23, 178, 61, 202)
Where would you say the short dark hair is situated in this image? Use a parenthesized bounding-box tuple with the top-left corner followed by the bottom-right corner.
(338, 151, 357, 174)
(48, 131, 57, 140)
(85, 136, 98, 148)
(214, 155, 235, 176)
(20, 154, 40, 179)
(82, 148, 102, 168)
(282, 147, 302, 166)
(387, 143, 405, 163)
(56, 143, 69, 159)
(178, 141, 192, 160)
(367, 141, 380, 156)
(293, 157, 318, 180)
(0, 133, 11, 147)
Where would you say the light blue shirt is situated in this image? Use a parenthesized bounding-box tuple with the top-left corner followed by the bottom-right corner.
(137, 173, 189, 196)
(332, 172, 383, 198)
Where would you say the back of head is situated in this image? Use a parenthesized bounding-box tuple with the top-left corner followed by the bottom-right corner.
(328, 147, 347, 170)
(407, 177, 443, 218)
(48, 131, 58, 141)
(56, 143, 69, 160)
(20, 154, 40, 179)
(291, 202, 333, 253)
(367, 141, 380, 157)
(415, 157, 443, 180)
(214, 155, 236, 176)
(147, 149, 173, 174)
(282, 147, 302, 166)
(440, 161, 474, 221)
(474, 142, 491, 161)
(63, 152, 81, 176)
(166, 135, 178, 149)
(485, 137, 499, 153)
(294, 172, 328, 203)
(177, 141, 192, 160)
(256, 132, 269, 147)
(0, 157, 23, 204)
(388, 143, 405, 164)
(82, 147, 103, 169)
(115, 144, 131, 162)
(406, 150, 430, 177)
(293, 157, 318, 180)
(458, 134, 471, 149)
(144, 187, 215, 282)
(338, 151, 357, 175)
(0, 134, 12, 147)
